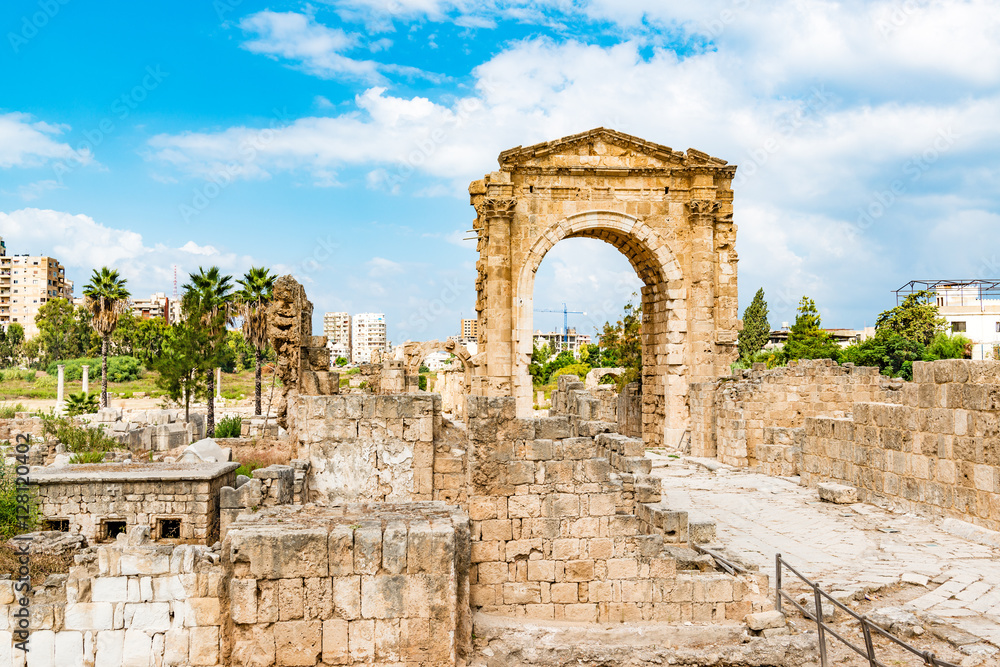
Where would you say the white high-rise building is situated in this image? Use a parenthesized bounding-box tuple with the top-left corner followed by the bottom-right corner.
(324, 312, 352, 363)
(352, 312, 388, 363)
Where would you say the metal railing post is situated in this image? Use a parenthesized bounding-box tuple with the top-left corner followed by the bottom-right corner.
(813, 586, 828, 667)
(775, 553, 782, 614)
(861, 616, 877, 667)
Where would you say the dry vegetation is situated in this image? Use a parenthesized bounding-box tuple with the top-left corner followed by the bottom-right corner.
(0, 545, 73, 584)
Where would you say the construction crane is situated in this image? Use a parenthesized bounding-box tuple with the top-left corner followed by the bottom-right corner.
(534, 303, 586, 353)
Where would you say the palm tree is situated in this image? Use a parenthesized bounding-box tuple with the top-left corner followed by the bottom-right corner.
(82, 268, 131, 408)
(182, 267, 233, 437)
(235, 267, 276, 416)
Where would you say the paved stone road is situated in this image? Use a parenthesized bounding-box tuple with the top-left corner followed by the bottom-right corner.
(650, 455, 1000, 654)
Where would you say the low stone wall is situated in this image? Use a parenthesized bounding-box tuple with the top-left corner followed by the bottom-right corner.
(690, 359, 901, 469)
(223, 503, 471, 667)
(803, 359, 1000, 531)
(80, 408, 205, 452)
(466, 396, 770, 624)
(33, 462, 238, 544)
(1, 528, 225, 667)
(291, 393, 441, 503)
(549, 374, 618, 424)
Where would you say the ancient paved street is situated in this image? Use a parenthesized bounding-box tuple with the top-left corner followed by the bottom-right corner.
(651, 455, 1000, 651)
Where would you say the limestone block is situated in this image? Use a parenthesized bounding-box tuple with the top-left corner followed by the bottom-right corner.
(96, 630, 125, 666)
(164, 629, 189, 665)
(54, 630, 84, 666)
(65, 603, 114, 631)
(688, 518, 717, 544)
(322, 619, 349, 665)
(229, 579, 257, 624)
(818, 482, 858, 504)
(188, 626, 220, 666)
(745, 610, 786, 631)
(274, 620, 321, 666)
(123, 602, 171, 631)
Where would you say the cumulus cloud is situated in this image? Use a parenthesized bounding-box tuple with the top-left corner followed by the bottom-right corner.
(146, 0, 1000, 327)
(0, 209, 258, 298)
(0, 113, 91, 169)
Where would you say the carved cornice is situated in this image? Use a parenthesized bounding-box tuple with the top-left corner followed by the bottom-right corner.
(475, 197, 517, 218)
(687, 199, 721, 215)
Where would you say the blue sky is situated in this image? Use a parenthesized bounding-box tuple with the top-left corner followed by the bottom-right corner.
(2, 0, 999, 342)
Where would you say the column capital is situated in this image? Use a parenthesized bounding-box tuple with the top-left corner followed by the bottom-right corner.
(686, 199, 721, 216)
(475, 197, 517, 218)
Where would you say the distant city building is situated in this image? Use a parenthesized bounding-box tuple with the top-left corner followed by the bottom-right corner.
(460, 318, 479, 341)
(533, 328, 591, 356)
(324, 312, 352, 363)
(0, 238, 73, 338)
(352, 312, 388, 364)
(766, 327, 866, 349)
(132, 292, 170, 321)
(168, 299, 183, 325)
(898, 280, 1000, 360)
(424, 351, 454, 371)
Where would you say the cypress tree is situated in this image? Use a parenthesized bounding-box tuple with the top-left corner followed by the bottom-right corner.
(738, 288, 770, 360)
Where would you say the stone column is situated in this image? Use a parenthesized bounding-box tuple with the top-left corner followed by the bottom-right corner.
(57, 364, 65, 411)
(477, 197, 517, 397)
(687, 199, 720, 385)
(216, 367, 222, 400)
(81, 364, 89, 394)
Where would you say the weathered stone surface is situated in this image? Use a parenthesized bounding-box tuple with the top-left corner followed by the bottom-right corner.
(818, 483, 858, 504)
(745, 610, 786, 631)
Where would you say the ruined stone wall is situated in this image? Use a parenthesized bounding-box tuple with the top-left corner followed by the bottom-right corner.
(291, 394, 446, 504)
(690, 359, 900, 469)
(549, 374, 618, 424)
(803, 359, 1000, 531)
(224, 503, 471, 667)
(0, 530, 226, 667)
(34, 463, 238, 544)
(465, 396, 769, 624)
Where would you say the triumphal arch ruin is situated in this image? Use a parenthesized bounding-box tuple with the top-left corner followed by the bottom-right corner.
(469, 128, 740, 447)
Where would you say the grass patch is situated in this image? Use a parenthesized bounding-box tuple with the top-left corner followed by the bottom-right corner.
(0, 402, 26, 419)
(215, 415, 242, 438)
(0, 545, 73, 584)
(230, 437, 292, 478)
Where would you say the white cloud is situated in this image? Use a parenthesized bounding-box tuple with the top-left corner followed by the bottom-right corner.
(13, 179, 65, 201)
(0, 209, 257, 299)
(0, 113, 91, 169)
(367, 256, 405, 277)
(240, 10, 385, 83)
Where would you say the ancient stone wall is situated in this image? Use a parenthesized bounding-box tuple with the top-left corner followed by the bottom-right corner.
(549, 374, 618, 424)
(802, 359, 1000, 532)
(0, 529, 226, 667)
(33, 462, 238, 544)
(465, 396, 769, 623)
(690, 359, 901, 469)
(224, 503, 471, 667)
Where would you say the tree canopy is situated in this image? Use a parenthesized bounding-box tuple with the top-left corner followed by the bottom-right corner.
(738, 288, 770, 360)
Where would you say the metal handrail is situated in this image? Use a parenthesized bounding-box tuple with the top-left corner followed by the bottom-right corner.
(775, 553, 960, 667)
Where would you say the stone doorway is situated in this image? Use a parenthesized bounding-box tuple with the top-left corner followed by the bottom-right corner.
(469, 128, 740, 447)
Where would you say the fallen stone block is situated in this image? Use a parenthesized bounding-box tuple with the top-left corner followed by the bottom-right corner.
(818, 482, 858, 504)
(745, 610, 786, 631)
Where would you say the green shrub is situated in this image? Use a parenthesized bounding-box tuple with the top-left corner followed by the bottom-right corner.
(0, 403, 25, 419)
(235, 460, 263, 478)
(46, 357, 142, 383)
(65, 392, 99, 417)
(215, 415, 243, 438)
(0, 456, 38, 539)
(69, 451, 106, 464)
(20, 370, 36, 382)
(36, 374, 57, 388)
(40, 412, 123, 457)
(551, 363, 591, 381)
(418, 375, 428, 391)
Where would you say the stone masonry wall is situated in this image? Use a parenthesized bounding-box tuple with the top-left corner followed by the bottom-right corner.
(465, 396, 770, 624)
(690, 359, 901, 469)
(223, 503, 470, 667)
(291, 394, 441, 504)
(1, 528, 226, 667)
(803, 359, 1000, 532)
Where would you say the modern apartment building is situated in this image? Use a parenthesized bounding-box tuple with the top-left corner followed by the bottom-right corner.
(916, 280, 1000, 360)
(352, 312, 388, 364)
(0, 238, 73, 338)
(533, 327, 591, 356)
(460, 318, 479, 341)
(132, 292, 170, 321)
(324, 312, 352, 363)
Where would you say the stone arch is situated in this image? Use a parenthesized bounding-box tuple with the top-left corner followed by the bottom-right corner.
(585, 367, 626, 390)
(514, 212, 685, 445)
(469, 128, 740, 448)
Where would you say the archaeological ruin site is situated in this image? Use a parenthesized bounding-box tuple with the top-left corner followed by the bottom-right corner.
(6, 129, 1000, 667)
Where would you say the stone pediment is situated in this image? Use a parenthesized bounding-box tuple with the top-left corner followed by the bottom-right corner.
(497, 127, 729, 171)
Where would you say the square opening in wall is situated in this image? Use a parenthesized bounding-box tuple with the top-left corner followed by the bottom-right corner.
(157, 518, 182, 540)
(102, 519, 126, 541)
(44, 519, 69, 532)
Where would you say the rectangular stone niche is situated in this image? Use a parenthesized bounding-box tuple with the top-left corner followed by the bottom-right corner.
(224, 502, 471, 667)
